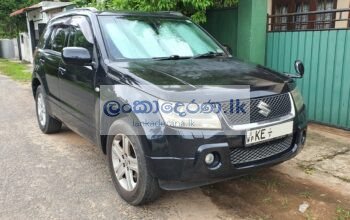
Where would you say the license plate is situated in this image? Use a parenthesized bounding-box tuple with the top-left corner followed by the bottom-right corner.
(245, 121, 293, 146)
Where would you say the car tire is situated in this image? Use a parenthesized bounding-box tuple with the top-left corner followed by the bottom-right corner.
(35, 85, 62, 134)
(107, 120, 161, 205)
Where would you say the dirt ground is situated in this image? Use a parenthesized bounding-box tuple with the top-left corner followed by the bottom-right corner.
(0, 74, 349, 220)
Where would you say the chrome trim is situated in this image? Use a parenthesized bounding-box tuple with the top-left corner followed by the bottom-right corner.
(226, 93, 295, 131)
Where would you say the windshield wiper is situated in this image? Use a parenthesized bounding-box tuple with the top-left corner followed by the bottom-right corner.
(192, 51, 225, 59)
(152, 55, 190, 61)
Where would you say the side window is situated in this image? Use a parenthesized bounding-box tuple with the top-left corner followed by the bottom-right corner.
(51, 27, 68, 52)
(68, 27, 94, 55)
(67, 16, 94, 56)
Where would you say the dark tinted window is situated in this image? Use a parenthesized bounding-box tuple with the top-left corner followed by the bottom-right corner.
(37, 26, 50, 49)
(67, 16, 94, 56)
(68, 27, 93, 54)
(51, 27, 68, 52)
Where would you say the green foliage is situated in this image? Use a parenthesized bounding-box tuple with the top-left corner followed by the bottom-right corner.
(76, 0, 238, 23)
(0, 0, 40, 38)
(73, 0, 97, 8)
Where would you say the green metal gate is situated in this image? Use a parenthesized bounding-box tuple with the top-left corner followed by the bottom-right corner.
(266, 30, 350, 129)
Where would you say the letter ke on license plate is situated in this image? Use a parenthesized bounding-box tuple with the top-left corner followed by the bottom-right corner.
(245, 121, 293, 146)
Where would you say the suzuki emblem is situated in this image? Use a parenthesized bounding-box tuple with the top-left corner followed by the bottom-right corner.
(257, 101, 271, 117)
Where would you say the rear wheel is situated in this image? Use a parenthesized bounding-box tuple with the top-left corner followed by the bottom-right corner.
(35, 85, 62, 134)
(107, 122, 160, 205)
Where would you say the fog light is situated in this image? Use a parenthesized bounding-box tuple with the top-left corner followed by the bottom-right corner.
(205, 153, 215, 165)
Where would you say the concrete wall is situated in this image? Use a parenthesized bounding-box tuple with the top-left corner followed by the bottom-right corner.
(0, 39, 18, 59)
(335, 0, 350, 28)
(19, 33, 32, 62)
(237, 0, 267, 65)
(26, 8, 44, 63)
(24, 6, 75, 63)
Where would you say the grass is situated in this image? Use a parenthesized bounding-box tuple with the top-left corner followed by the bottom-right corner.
(298, 164, 315, 175)
(334, 175, 350, 183)
(336, 206, 350, 220)
(242, 175, 282, 191)
(281, 197, 289, 208)
(299, 191, 312, 199)
(0, 59, 31, 81)
(305, 211, 316, 220)
(262, 197, 272, 204)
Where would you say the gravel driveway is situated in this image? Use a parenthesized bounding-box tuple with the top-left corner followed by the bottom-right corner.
(0, 75, 349, 220)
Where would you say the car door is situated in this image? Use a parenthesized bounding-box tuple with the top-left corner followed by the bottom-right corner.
(58, 16, 97, 140)
(41, 26, 69, 106)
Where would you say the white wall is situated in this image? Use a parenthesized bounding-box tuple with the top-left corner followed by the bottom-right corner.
(336, 0, 350, 28)
(24, 6, 73, 63)
(19, 33, 31, 62)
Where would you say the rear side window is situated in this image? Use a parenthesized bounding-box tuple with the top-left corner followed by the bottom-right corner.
(37, 25, 50, 49)
(50, 27, 69, 52)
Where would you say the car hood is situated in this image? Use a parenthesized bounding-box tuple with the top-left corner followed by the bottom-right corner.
(107, 57, 293, 101)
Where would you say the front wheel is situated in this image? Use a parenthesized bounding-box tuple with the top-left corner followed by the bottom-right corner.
(107, 122, 160, 205)
(35, 85, 62, 134)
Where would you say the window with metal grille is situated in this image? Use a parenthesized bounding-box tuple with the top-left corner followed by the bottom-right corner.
(271, 0, 337, 31)
(316, 0, 336, 29)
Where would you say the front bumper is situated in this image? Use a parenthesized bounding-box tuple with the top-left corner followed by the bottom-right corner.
(144, 107, 307, 190)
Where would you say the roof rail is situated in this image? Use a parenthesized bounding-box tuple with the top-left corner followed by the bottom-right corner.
(157, 11, 184, 16)
(71, 7, 98, 12)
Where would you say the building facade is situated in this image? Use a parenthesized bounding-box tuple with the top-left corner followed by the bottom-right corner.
(267, 0, 350, 31)
(10, 1, 75, 63)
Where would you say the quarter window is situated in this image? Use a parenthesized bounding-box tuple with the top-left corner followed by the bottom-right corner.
(37, 26, 50, 49)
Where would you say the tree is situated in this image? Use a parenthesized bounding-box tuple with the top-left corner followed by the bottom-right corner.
(74, 0, 238, 23)
(0, 0, 40, 38)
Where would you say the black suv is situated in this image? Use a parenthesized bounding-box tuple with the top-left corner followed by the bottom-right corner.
(32, 8, 307, 205)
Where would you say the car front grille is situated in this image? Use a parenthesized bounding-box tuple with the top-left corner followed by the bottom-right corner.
(221, 93, 292, 126)
(230, 136, 293, 166)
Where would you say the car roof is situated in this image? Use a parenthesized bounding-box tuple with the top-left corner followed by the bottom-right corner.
(54, 7, 186, 19)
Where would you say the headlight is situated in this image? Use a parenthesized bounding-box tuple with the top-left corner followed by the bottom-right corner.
(158, 100, 222, 129)
(291, 88, 304, 111)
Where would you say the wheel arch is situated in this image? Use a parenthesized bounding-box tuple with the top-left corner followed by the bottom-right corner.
(100, 116, 151, 156)
(32, 77, 42, 98)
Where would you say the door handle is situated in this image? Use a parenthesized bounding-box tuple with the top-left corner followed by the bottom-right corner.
(39, 58, 45, 64)
(58, 67, 66, 75)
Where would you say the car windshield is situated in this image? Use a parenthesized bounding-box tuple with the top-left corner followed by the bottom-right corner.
(98, 16, 225, 60)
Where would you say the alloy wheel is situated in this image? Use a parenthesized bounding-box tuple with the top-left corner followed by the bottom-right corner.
(37, 93, 46, 126)
(111, 134, 139, 191)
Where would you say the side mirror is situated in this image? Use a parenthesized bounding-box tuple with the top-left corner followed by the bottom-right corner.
(62, 47, 92, 66)
(286, 60, 305, 78)
(294, 60, 304, 78)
